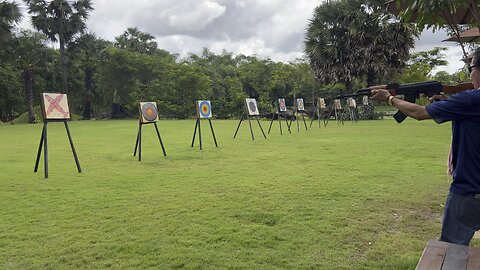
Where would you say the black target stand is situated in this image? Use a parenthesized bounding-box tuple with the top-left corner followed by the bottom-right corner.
(309, 103, 327, 128)
(34, 119, 82, 178)
(288, 101, 308, 132)
(267, 100, 291, 135)
(191, 118, 218, 150)
(233, 113, 267, 141)
(325, 99, 345, 127)
(133, 121, 167, 161)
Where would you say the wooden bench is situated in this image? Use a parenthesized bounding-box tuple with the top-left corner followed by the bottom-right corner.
(416, 240, 480, 270)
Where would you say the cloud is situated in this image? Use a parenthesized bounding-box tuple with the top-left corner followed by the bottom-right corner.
(16, 0, 468, 74)
(86, 0, 318, 61)
(415, 29, 468, 73)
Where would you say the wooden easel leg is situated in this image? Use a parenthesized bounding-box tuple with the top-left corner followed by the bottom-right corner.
(256, 116, 267, 139)
(233, 114, 244, 138)
(267, 113, 275, 134)
(34, 123, 46, 173)
(248, 116, 254, 140)
(64, 122, 82, 173)
(302, 113, 308, 130)
(279, 113, 283, 135)
(323, 111, 327, 127)
(309, 109, 315, 128)
(296, 112, 300, 132)
(44, 122, 48, 178)
(191, 118, 199, 147)
(198, 118, 203, 150)
(317, 109, 322, 128)
(154, 122, 167, 156)
(134, 123, 140, 156)
(325, 105, 332, 127)
(208, 119, 218, 147)
(138, 124, 142, 161)
(285, 116, 291, 133)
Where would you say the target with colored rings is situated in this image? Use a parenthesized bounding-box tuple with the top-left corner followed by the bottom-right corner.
(278, 98, 286, 112)
(246, 98, 259, 115)
(197, 100, 212, 118)
(139, 102, 159, 123)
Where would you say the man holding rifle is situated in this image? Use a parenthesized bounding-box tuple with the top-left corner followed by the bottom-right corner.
(370, 47, 480, 246)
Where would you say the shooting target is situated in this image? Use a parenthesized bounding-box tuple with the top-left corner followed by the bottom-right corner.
(297, 98, 305, 111)
(362, 95, 370, 106)
(197, 100, 212, 118)
(334, 99, 342, 110)
(347, 98, 357, 108)
(318, 98, 326, 109)
(41, 93, 70, 120)
(278, 98, 286, 112)
(246, 98, 259, 116)
(139, 102, 159, 123)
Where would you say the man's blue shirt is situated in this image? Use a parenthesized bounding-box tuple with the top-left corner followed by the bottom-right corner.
(426, 90, 480, 195)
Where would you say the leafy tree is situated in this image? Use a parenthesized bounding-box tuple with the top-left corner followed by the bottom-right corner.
(114, 27, 158, 55)
(396, 62, 431, 83)
(396, 47, 448, 83)
(0, 0, 20, 44)
(0, 64, 22, 122)
(392, 0, 480, 31)
(433, 71, 455, 84)
(391, 0, 480, 63)
(25, 0, 94, 94)
(408, 47, 448, 69)
(186, 48, 244, 118)
(14, 30, 50, 123)
(97, 47, 178, 118)
(68, 33, 111, 119)
(237, 56, 274, 113)
(305, 0, 416, 92)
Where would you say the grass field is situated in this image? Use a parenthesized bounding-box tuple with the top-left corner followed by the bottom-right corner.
(1, 118, 478, 269)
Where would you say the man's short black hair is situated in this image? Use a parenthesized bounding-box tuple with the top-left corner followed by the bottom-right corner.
(473, 47, 480, 67)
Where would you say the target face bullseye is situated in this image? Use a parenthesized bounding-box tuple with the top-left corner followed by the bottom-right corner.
(197, 100, 212, 118)
(246, 98, 259, 116)
(139, 102, 159, 123)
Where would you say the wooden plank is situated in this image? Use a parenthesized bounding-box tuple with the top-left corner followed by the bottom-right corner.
(467, 247, 480, 270)
(416, 244, 447, 270)
(427, 240, 451, 248)
(442, 244, 469, 270)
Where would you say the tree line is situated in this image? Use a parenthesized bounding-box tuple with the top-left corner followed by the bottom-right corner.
(0, 0, 471, 123)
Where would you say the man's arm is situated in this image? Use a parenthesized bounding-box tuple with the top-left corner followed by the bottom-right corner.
(390, 96, 431, 120)
(370, 89, 431, 121)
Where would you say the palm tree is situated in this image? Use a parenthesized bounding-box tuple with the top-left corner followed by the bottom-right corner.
(0, 1, 21, 44)
(68, 33, 111, 119)
(15, 30, 49, 123)
(24, 0, 93, 94)
(114, 27, 158, 55)
(304, 0, 416, 91)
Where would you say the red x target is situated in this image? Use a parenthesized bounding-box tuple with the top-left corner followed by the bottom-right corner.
(43, 93, 70, 119)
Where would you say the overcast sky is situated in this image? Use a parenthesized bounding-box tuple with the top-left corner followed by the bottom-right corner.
(17, 0, 467, 74)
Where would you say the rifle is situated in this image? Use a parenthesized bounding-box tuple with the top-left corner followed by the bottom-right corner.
(337, 81, 474, 123)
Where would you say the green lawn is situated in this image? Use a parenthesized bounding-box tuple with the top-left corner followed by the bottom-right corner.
(0, 118, 477, 269)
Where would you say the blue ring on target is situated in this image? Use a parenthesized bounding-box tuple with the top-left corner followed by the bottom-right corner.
(199, 100, 212, 118)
